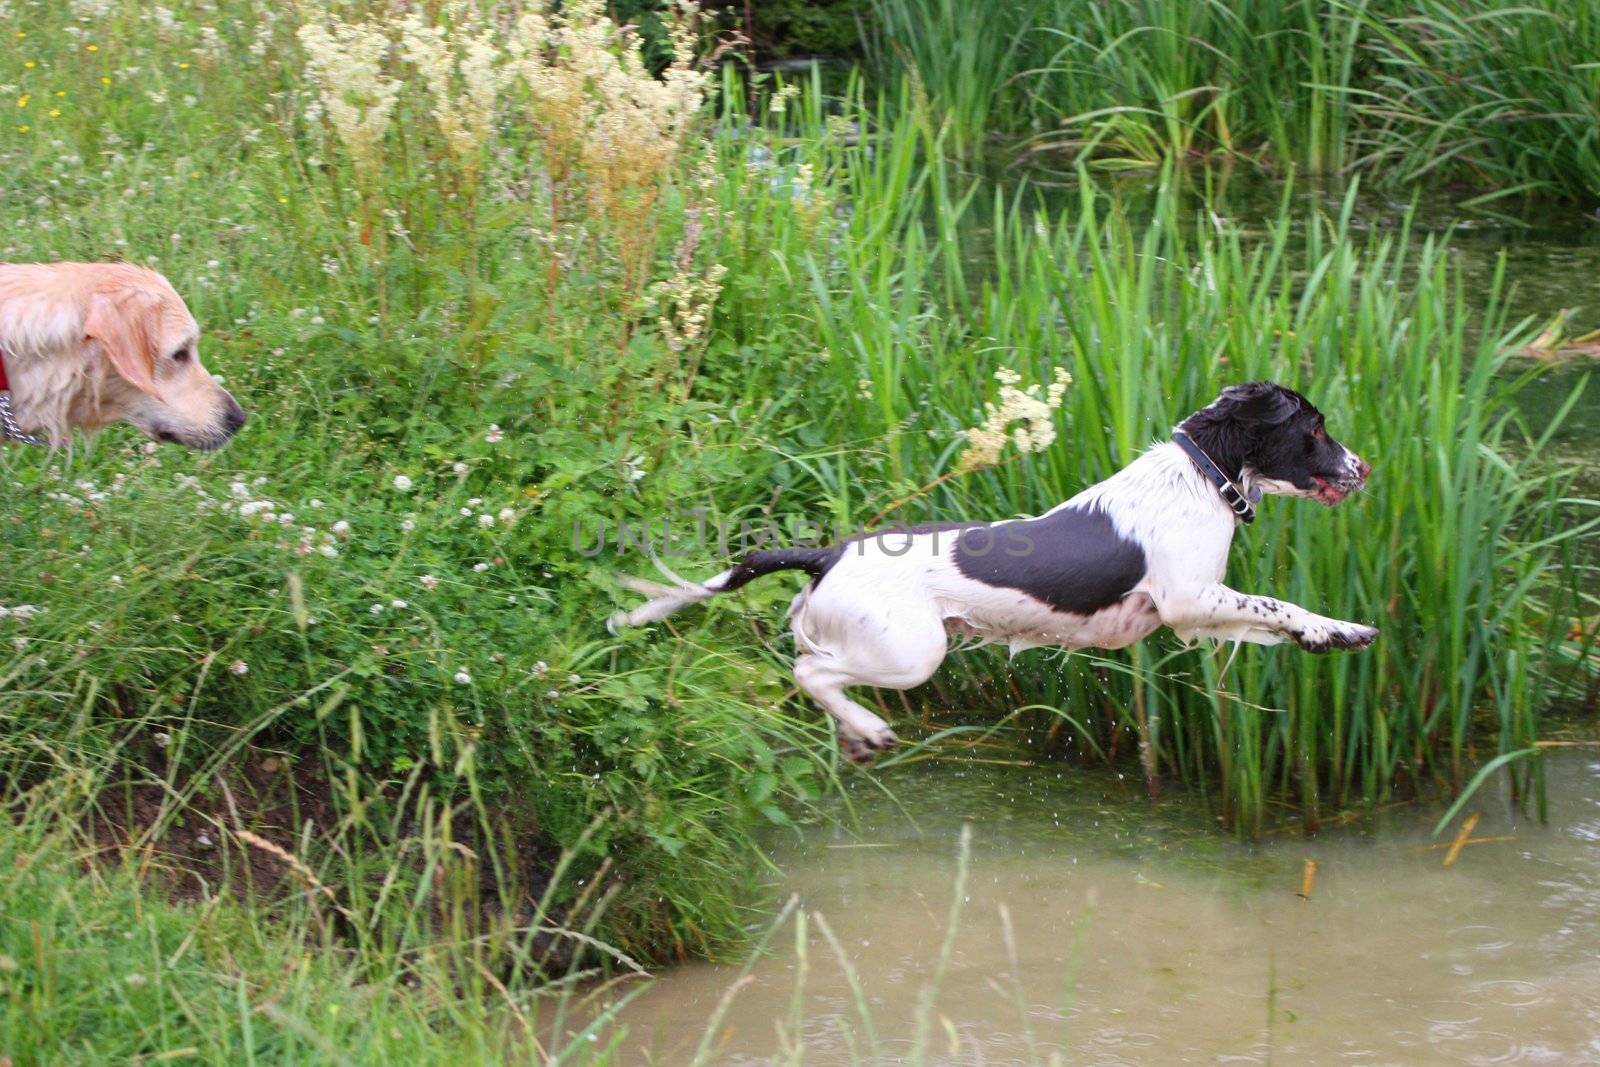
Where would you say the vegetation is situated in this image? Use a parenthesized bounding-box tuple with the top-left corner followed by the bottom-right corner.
(868, 0, 1600, 202)
(0, 0, 1594, 1061)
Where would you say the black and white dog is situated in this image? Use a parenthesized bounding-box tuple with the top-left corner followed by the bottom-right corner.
(610, 382, 1377, 761)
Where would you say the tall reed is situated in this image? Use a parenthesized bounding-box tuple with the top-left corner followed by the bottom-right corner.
(865, 0, 1600, 202)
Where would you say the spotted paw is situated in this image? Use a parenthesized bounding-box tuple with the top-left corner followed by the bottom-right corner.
(1296, 622, 1379, 653)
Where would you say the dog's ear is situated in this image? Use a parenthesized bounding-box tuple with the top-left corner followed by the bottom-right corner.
(1217, 381, 1301, 428)
(84, 286, 163, 396)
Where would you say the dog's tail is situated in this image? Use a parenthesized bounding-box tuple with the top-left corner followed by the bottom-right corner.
(607, 547, 840, 632)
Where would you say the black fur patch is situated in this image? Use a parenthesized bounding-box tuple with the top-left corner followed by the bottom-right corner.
(951, 506, 1147, 616)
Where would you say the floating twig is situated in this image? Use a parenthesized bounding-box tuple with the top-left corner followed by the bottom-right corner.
(1442, 812, 1481, 867)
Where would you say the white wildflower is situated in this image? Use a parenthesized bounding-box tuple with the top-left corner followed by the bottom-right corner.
(958, 367, 1072, 473)
(297, 20, 401, 182)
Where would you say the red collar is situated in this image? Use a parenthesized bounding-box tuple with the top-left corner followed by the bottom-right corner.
(0, 345, 9, 391)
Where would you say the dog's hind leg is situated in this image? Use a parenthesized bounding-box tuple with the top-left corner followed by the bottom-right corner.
(794, 654, 901, 762)
(791, 600, 948, 763)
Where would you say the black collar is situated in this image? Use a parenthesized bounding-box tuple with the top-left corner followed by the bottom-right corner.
(1172, 430, 1255, 524)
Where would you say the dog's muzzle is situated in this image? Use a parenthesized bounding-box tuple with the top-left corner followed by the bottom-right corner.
(1312, 456, 1370, 505)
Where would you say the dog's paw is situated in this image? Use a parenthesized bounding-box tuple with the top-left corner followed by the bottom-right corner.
(1295, 621, 1379, 653)
(839, 724, 899, 764)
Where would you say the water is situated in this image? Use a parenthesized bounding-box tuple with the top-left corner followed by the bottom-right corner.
(611, 751, 1600, 1064)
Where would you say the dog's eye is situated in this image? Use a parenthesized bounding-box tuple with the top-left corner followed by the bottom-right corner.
(1313, 425, 1326, 440)
(171, 347, 191, 363)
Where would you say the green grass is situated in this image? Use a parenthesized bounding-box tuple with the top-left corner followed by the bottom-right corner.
(0, 0, 1594, 1060)
(1, 773, 641, 1065)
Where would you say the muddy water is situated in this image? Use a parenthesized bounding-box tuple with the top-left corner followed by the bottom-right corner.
(613, 752, 1600, 1064)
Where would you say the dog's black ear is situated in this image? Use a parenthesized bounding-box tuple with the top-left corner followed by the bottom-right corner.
(1177, 380, 1307, 480)
(1215, 381, 1303, 429)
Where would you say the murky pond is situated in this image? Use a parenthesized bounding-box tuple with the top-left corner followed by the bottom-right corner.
(610, 751, 1600, 1064)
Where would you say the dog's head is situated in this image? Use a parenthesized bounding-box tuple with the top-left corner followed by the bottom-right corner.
(83, 269, 246, 450)
(1178, 381, 1368, 505)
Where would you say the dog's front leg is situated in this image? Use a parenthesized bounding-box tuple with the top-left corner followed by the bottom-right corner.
(1156, 583, 1378, 653)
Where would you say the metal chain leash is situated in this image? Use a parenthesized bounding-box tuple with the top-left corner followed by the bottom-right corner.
(0, 391, 45, 446)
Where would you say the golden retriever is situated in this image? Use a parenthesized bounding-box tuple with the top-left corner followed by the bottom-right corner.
(0, 262, 245, 449)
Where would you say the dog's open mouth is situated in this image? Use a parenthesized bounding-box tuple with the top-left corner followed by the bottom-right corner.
(1311, 476, 1359, 505)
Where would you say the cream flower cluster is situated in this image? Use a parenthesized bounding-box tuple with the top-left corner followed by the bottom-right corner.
(958, 366, 1072, 473)
(296, 20, 401, 181)
(398, 11, 508, 174)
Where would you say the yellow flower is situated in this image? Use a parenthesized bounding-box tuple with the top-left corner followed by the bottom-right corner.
(55, 91, 65, 97)
(17, 95, 28, 109)
(100, 76, 111, 85)
(23, 61, 35, 69)
(178, 62, 190, 69)
(48, 109, 60, 118)
(277, 196, 289, 204)
(15, 125, 29, 133)
(86, 44, 99, 52)
(14, 31, 24, 39)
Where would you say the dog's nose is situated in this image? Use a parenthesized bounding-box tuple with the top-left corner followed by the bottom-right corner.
(1355, 457, 1371, 481)
(222, 397, 247, 434)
